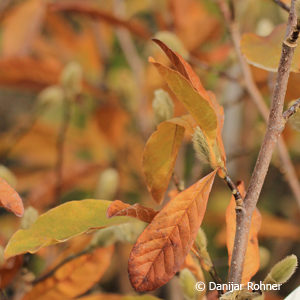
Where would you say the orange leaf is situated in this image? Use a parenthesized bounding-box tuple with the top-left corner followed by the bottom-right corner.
(128, 170, 217, 291)
(226, 182, 261, 284)
(0, 178, 24, 217)
(150, 40, 226, 171)
(23, 246, 114, 300)
(1, 0, 46, 57)
(241, 24, 300, 73)
(107, 200, 158, 223)
(143, 120, 185, 204)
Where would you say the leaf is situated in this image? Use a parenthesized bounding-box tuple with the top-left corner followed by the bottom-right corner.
(107, 200, 158, 223)
(142, 120, 185, 204)
(150, 40, 226, 171)
(49, 1, 151, 39)
(0, 57, 61, 89)
(1, 0, 46, 57)
(128, 170, 217, 292)
(0, 178, 24, 217)
(241, 24, 300, 72)
(4, 200, 133, 259)
(226, 182, 261, 284)
(23, 246, 114, 300)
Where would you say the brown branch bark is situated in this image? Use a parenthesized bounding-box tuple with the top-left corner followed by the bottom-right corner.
(218, 0, 300, 208)
(227, 0, 299, 283)
(283, 98, 300, 120)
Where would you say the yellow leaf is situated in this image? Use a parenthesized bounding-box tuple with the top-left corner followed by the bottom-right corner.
(4, 200, 134, 259)
(143, 120, 185, 204)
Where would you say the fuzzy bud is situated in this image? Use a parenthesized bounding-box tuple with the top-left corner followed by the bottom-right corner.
(0, 165, 17, 188)
(21, 206, 39, 229)
(60, 61, 82, 97)
(95, 168, 119, 200)
(179, 268, 197, 300)
(38, 85, 64, 107)
(264, 254, 298, 285)
(152, 89, 174, 124)
(192, 127, 210, 165)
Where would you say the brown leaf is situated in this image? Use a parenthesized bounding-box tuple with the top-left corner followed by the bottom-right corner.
(107, 200, 158, 223)
(23, 246, 114, 300)
(0, 178, 24, 217)
(226, 182, 261, 284)
(128, 170, 217, 291)
(0, 57, 61, 89)
(49, 1, 151, 39)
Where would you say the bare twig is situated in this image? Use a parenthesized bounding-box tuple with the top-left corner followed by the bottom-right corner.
(227, 0, 299, 283)
(218, 0, 300, 208)
(273, 0, 290, 12)
(223, 175, 244, 212)
(283, 98, 300, 120)
(55, 98, 71, 201)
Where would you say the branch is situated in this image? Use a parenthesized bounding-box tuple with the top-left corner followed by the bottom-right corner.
(273, 0, 290, 12)
(227, 0, 299, 283)
(283, 98, 300, 120)
(218, 0, 300, 208)
(55, 98, 71, 200)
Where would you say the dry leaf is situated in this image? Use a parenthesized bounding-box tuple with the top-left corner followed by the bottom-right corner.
(23, 246, 114, 300)
(0, 178, 24, 217)
(107, 200, 158, 223)
(226, 182, 261, 284)
(128, 170, 217, 291)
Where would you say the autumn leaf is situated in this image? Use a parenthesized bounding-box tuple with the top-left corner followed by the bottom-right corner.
(4, 200, 134, 259)
(107, 200, 158, 223)
(0, 178, 24, 217)
(241, 24, 300, 72)
(143, 119, 184, 204)
(1, 0, 46, 57)
(150, 40, 226, 172)
(128, 170, 217, 291)
(23, 246, 114, 300)
(226, 182, 261, 284)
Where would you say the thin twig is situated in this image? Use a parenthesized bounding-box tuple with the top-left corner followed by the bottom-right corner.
(226, 0, 299, 283)
(218, 0, 300, 208)
(55, 98, 71, 201)
(273, 0, 290, 12)
(223, 175, 244, 212)
(283, 98, 300, 120)
(172, 173, 184, 192)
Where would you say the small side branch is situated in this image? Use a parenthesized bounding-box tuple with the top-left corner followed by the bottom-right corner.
(273, 0, 290, 12)
(283, 98, 300, 120)
(224, 175, 245, 212)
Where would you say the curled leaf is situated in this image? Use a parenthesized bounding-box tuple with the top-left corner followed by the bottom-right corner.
(128, 170, 216, 291)
(107, 200, 158, 223)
